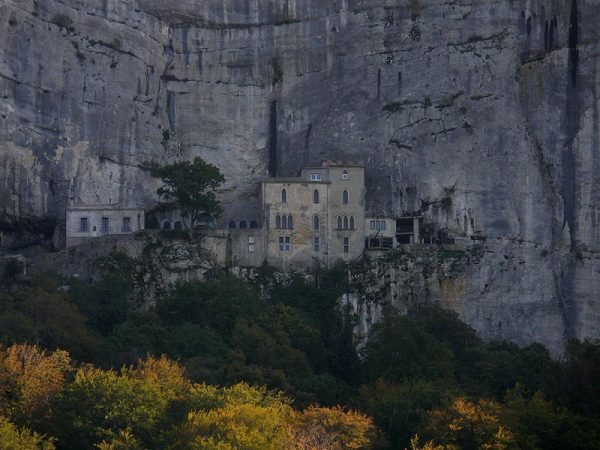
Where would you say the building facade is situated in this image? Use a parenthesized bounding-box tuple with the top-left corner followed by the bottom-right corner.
(66, 206, 145, 248)
(261, 162, 365, 271)
(365, 217, 397, 250)
(64, 163, 424, 270)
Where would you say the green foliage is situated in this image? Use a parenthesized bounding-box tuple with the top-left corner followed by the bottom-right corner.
(2, 273, 600, 450)
(565, 339, 600, 415)
(364, 313, 454, 383)
(0, 344, 71, 429)
(0, 274, 100, 361)
(158, 277, 260, 332)
(150, 157, 225, 227)
(360, 380, 452, 449)
(0, 346, 375, 449)
(422, 397, 517, 450)
(0, 416, 55, 450)
(71, 272, 132, 336)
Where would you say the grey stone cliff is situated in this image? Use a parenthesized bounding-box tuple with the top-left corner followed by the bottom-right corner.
(1, 0, 600, 354)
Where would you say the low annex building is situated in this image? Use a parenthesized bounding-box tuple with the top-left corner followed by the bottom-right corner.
(65, 205, 145, 248)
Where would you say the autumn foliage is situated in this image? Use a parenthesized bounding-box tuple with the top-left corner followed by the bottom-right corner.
(0, 345, 375, 449)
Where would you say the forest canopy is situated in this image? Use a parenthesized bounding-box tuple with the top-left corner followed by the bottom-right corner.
(1, 266, 599, 449)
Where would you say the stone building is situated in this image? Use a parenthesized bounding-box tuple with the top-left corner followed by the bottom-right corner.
(260, 162, 365, 271)
(365, 217, 397, 250)
(66, 206, 145, 248)
(64, 162, 420, 270)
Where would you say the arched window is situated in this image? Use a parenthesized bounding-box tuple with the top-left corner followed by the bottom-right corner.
(239, 220, 248, 229)
(228, 220, 236, 229)
(276, 215, 281, 229)
(350, 216, 355, 230)
(288, 215, 293, 229)
(343, 190, 349, 204)
(199, 213, 214, 224)
(344, 216, 349, 230)
(282, 215, 288, 229)
(337, 216, 342, 229)
(342, 169, 349, 180)
(313, 215, 320, 230)
(313, 189, 320, 204)
(163, 221, 171, 230)
(282, 189, 287, 203)
(174, 221, 182, 230)
(250, 220, 258, 229)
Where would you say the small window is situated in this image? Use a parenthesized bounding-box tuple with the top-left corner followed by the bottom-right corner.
(122, 217, 131, 232)
(282, 189, 287, 203)
(342, 170, 349, 180)
(310, 173, 322, 181)
(276, 215, 281, 229)
(370, 220, 376, 231)
(381, 220, 386, 231)
(343, 216, 349, 230)
(239, 220, 248, 229)
(282, 215, 288, 229)
(248, 237, 255, 253)
(343, 237, 349, 253)
(163, 221, 171, 230)
(250, 220, 258, 229)
(314, 236, 320, 252)
(337, 216, 343, 229)
(80, 217, 89, 232)
(313, 189, 320, 204)
(313, 215, 320, 230)
(288, 215, 293, 229)
(343, 190, 349, 204)
(228, 220, 236, 229)
(350, 216, 355, 230)
(174, 221, 182, 230)
(101, 217, 109, 234)
(279, 236, 291, 252)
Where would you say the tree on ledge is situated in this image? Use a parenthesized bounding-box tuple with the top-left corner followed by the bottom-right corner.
(150, 157, 225, 228)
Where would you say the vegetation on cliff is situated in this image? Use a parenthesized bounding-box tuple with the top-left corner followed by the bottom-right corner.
(1, 266, 599, 449)
(150, 157, 225, 227)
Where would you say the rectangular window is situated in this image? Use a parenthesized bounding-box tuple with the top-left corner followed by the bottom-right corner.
(279, 236, 291, 252)
(381, 220, 386, 231)
(80, 217, 89, 232)
(310, 173, 322, 181)
(314, 236, 320, 252)
(248, 236, 255, 253)
(343, 237, 349, 253)
(370, 220, 376, 231)
(101, 217, 109, 234)
(122, 217, 131, 232)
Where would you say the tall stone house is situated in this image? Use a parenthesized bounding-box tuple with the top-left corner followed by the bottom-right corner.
(259, 163, 365, 271)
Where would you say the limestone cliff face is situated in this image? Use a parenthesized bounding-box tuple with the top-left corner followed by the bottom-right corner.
(1, 0, 600, 353)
